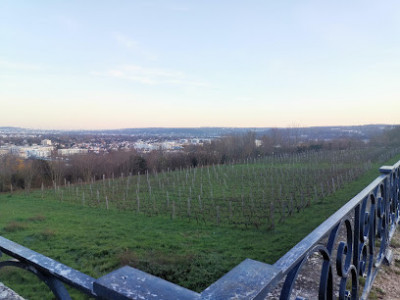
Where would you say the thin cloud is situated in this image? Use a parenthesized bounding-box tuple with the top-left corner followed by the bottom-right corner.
(112, 32, 158, 60)
(92, 64, 208, 87)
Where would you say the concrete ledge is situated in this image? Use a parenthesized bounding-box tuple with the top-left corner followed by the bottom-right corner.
(93, 266, 200, 300)
(0, 282, 24, 300)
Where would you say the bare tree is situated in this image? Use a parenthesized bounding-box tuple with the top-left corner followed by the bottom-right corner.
(48, 150, 65, 186)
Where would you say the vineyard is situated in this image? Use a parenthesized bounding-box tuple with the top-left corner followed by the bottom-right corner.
(41, 147, 399, 229)
(2, 147, 400, 298)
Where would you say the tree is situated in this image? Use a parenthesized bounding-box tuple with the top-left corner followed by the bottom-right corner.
(70, 153, 100, 182)
(128, 155, 147, 174)
(47, 150, 65, 186)
(0, 154, 19, 192)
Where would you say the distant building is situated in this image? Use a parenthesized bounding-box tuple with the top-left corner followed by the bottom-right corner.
(26, 147, 53, 158)
(9, 145, 54, 159)
(133, 141, 156, 152)
(58, 148, 88, 156)
(0, 148, 9, 156)
(41, 139, 52, 146)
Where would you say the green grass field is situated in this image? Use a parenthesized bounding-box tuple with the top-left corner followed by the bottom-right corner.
(1, 150, 399, 299)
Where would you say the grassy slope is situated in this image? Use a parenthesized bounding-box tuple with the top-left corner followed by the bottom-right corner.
(1, 154, 399, 299)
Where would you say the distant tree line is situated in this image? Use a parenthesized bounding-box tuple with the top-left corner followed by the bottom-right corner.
(1, 126, 399, 193)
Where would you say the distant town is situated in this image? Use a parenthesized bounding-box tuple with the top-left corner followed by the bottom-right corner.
(0, 124, 393, 160)
(0, 136, 212, 159)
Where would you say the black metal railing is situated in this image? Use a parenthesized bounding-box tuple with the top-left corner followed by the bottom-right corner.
(1, 161, 399, 299)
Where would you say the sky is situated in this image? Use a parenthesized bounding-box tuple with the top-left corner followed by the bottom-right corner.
(0, 1, 400, 130)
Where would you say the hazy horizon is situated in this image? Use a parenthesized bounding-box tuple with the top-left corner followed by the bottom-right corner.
(1, 1, 399, 130)
(0, 123, 395, 132)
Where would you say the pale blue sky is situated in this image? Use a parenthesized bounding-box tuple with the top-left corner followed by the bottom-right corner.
(1, 1, 399, 129)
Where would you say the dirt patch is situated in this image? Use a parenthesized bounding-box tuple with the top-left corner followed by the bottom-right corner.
(370, 231, 400, 300)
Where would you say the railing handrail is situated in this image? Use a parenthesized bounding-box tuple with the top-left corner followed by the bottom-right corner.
(274, 173, 386, 271)
(0, 237, 96, 296)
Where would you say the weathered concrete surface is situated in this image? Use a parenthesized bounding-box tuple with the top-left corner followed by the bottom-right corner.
(0, 282, 24, 300)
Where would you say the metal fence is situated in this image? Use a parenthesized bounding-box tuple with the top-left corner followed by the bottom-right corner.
(1, 160, 399, 299)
